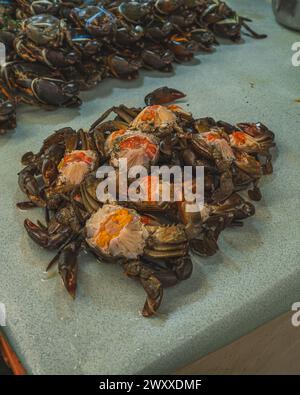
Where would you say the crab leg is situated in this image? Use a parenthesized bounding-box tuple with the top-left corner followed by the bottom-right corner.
(241, 20, 267, 40)
(89, 105, 137, 130)
(58, 241, 81, 299)
(123, 260, 163, 317)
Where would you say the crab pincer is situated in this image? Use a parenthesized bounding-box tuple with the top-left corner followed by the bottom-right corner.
(24, 218, 72, 250)
(144, 86, 186, 105)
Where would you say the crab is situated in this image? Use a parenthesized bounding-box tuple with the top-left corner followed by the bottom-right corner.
(0, 80, 16, 134)
(200, 0, 267, 41)
(20, 14, 72, 48)
(17, 89, 276, 317)
(1, 1, 268, 135)
(190, 117, 275, 200)
(141, 46, 174, 72)
(68, 5, 117, 38)
(105, 54, 140, 80)
(23, 197, 193, 316)
(93, 99, 191, 140)
(114, 23, 144, 48)
(105, 129, 160, 170)
(117, 1, 152, 25)
(15, 0, 61, 18)
(154, 0, 183, 15)
(15, 14, 79, 68)
(1, 61, 81, 108)
(85, 204, 192, 316)
(18, 127, 105, 209)
(231, 123, 275, 175)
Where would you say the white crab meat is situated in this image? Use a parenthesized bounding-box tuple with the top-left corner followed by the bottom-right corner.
(58, 150, 97, 185)
(107, 130, 159, 169)
(229, 131, 259, 152)
(201, 131, 235, 161)
(131, 105, 177, 130)
(128, 175, 172, 203)
(86, 205, 148, 259)
(104, 128, 127, 154)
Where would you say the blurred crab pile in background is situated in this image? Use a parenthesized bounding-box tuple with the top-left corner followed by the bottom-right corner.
(17, 87, 276, 316)
(0, 0, 267, 134)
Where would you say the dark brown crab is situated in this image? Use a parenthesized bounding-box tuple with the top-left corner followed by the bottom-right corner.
(15, 14, 79, 68)
(200, 0, 267, 41)
(114, 23, 144, 48)
(1, 0, 268, 135)
(15, 0, 61, 18)
(68, 5, 117, 38)
(117, 1, 152, 25)
(1, 61, 81, 108)
(106, 54, 140, 80)
(179, 192, 255, 256)
(20, 13, 72, 48)
(154, 0, 183, 15)
(0, 80, 16, 134)
(141, 46, 174, 72)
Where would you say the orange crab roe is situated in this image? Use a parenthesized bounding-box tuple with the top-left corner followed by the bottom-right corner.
(167, 104, 181, 111)
(58, 151, 93, 169)
(231, 131, 247, 145)
(94, 209, 133, 250)
(110, 129, 126, 142)
(139, 105, 161, 121)
(205, 132, 220, 142)
(119, 135, 157, 160)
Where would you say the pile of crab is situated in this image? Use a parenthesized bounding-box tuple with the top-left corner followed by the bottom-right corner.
(17, 87, 276, 317)
(0, 0, 266, 134)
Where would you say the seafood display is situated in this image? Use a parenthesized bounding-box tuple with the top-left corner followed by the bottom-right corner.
(0, 0, 267, 134)
(17, 88, 276, 317)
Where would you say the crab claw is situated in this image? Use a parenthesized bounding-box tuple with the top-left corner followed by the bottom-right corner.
(24, 219, 72, 249)
(18, 165, 45, 207)
(123, 260, 163, 317)
(190, 237, 219, 257)
(144, 87, 186, 106)
(170, 256, 193, 282)
(32, 78, 81, 107)
(141, 275, 163, 317)
(107, 55, 139, 80)
(212, 170, 234, 203)
(58, 241, 80, 299)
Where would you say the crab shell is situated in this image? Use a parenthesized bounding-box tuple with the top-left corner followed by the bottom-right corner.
(229, 131, 261, 153)
(130, 105, 177, 131)
(85, 204, 148, 259)
(105, 129, 159, 169)
(57, 150, 97, 186)
(23, 14, 65, 47)
(200, 130, 235, 162)
(128, 175, 174, 205)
